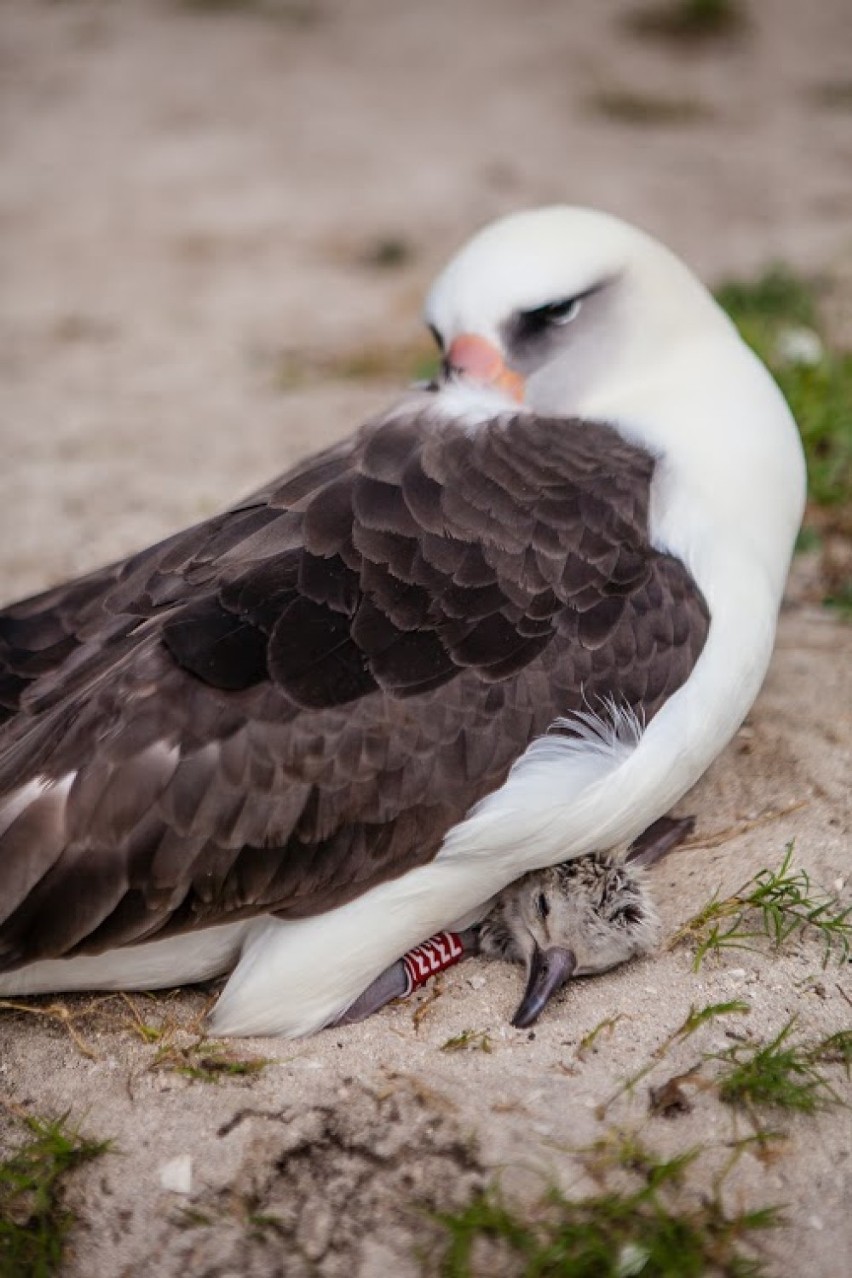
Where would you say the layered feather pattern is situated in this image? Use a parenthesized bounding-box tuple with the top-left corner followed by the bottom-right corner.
(0, 402, 709, 970)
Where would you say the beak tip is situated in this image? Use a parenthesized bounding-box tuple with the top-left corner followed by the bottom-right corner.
(510, 945, 577, 1030)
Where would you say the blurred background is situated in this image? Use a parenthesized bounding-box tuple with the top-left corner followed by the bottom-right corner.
(1, 0, 850, 603)
(1, 8, 851, 1274)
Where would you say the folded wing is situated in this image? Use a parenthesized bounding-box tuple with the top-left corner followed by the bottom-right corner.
(0, 403, 709, 968)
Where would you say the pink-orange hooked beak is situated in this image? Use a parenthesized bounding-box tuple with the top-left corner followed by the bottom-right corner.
(445, 334, 526, 404)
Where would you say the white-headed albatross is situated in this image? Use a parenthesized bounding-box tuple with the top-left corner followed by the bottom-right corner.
(0, 207, 806, 1037)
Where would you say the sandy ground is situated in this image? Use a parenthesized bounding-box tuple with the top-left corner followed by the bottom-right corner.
(1, 1, 851, 1274)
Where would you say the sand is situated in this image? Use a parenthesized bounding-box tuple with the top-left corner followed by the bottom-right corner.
(0, 2, 850, 1275)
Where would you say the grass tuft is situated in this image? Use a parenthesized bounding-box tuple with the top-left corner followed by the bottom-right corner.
(436, 1160, 779, 1277)
(678, 1001, 752, 1035)
(624, 0, 748, 43)
(715, 266, 852, 541)
(810, 79, 852, 112)
(440, 1029, 493, 1054)
(359, 236, 415, 271)
(715, 267, 819, 335)
(776, 356, 852, 513)
(598, 1001, 750, 1116)
(588, 89, 710, 125)
(581, 1130, 699, 1187)
(152, 1038, 271, 1083)
(0, 1112, 111, 1277)
(716, 262, 852, 616)
(671, 845, 852, 969)
(810, 1028, 852, 1072)
(577, 1014, 624, 1060)
(714, 1021, 850, 1114)
(177, 0, 322, 24)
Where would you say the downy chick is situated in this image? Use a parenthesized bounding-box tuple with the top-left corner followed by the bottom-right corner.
(478, 854, 660, 1028)
(334, 814, 691, 1029)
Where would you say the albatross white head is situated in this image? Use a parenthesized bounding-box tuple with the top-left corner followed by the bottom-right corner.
(425, 205, 730, 420)
(424, 205, 806, 600)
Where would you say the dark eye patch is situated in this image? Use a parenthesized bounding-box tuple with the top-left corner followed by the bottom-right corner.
(536, 892, 550, 920)
(503, 278, 609, 366)
(515, 297, 580, 341)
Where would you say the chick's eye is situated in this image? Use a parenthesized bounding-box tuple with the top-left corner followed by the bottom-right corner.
(617, 904, 643, 926)
(536, 892, 550, 919)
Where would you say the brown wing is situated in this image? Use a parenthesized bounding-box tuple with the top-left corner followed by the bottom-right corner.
(0, 403, 709, 968)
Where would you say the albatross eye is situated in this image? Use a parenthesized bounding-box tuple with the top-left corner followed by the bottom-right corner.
(513, 297, 582, 345)
(540, 298, 582, 326)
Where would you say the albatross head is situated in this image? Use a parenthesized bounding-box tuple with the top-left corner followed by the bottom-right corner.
(424, 205, 734, 421)
(478, 855, 661, 1029)
(424, 205, 806, 599)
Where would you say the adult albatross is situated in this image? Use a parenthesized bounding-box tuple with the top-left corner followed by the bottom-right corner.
(0, 207, 805, 1037)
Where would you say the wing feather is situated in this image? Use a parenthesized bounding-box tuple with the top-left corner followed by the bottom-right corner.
(0, 402, 709, 967)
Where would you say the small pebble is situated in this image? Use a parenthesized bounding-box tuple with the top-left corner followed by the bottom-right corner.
(467, 975, 486, 990)
(727, 968, 747, 980)
(808, 1215, 824, 1231)
(159, 1155, 192, 1195)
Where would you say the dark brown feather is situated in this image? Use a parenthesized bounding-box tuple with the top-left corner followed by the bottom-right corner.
(0, 402, 709, 969)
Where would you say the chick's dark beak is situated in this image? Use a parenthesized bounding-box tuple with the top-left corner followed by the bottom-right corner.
(511, 944, 577, 1028)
